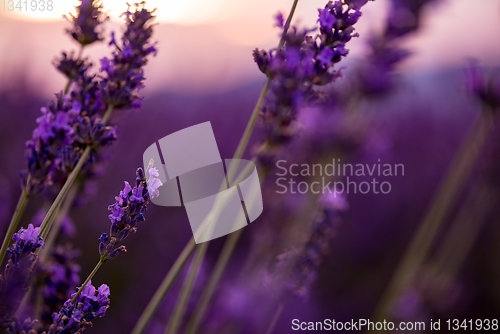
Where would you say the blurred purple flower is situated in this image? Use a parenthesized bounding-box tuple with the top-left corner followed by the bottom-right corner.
(99, 2, 157, 110)
(465, 61, 500, 109)
(253, 0, 372, 167)
(41, 245, 81, 329)
(64, 0, 108, 46)
(0, 224, 44, 320)
(271, 193, 347, 301)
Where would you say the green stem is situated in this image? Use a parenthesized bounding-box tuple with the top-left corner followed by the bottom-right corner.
(0, 181, 30, 266)
(184, 1, 300, 331)
(185, 228, 243, 334)
(102, 104, 115, 124)
(38, 105, 114, 243)
(70, 256, 105, 305)
(132, 238, 197, 334)
(265, 302, 284, 334)
(132, 1, 299, 331)
(40, 184, 79, 262)
(0, 45, 87, 265)
(369, 112, 494, 328)
(165, 242, 208, 334)
(38, 146, 91, 241)
(231, 0, 298, 167)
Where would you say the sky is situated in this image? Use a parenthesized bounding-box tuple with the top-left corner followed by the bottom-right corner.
(0, 0, 499, 95)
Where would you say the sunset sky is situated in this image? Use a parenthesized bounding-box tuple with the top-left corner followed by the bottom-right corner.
(0, 0, 499, 95)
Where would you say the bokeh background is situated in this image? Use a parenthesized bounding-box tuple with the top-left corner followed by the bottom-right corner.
(1, 0, 500, 333)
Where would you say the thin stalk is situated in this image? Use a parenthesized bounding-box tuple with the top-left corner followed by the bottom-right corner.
(38, 146, 91, 241)
(40, 184, 79, 262)
(0, 46, 86, 265)
(132, 238, 197, 334)
(370, 112, 494, 327)
(265, 302, 284, 334)
(0, 180, 30, 266)
(165, 242, 208, 334)
(133, 1, 300, 331)
(185, 228, 243, 334)
(231, 79, 270, 167)
(39, 105, 114, 243)
(185, 1, 300, 332)
(428, 182, 493, 293)
(230, 0, 298, 167)
(70, 255, 105, 304)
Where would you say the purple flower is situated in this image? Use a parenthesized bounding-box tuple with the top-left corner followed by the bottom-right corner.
(108, 205, 125, 224)
(147, 166, 163, 199)
(465, 61, 500, 109)
(253, 0, 372, 161)
(318, 7, 336, 30)
(316, 47, 335, 67)
(48, 281, 110, 333)
(99, 57, 113, 73)
(0, 225, 45, 319)
(12, 224, 45, 254)
(272, 194, 348, 301)
(274, 12, 284, 28)
(100, 3, 157, 110)
(99, 167, 156, 261)
(129, 187, 145, 204)
(64, 0, 108, 46)
(41, 245, 81, 328)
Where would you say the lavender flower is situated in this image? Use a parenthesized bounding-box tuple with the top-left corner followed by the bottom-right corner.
(0, 317, 38, 334)
(0, 224, 44, 319)
(465, 61, 500, 110)
(64, 0, 107, 46)
(98, 165, 161, 261)
(23, 2, 157, 197)
(99, 2, 157, 110)
(21, 94, 78, 195)
(355, 0, 439, 95)
(47, 280, 110, 334)
(41, 245, 81, 329)
(253, 0, 372, 163)
(273, 193, 347, 301)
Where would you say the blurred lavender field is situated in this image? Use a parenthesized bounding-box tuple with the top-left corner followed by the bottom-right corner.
(1, 0, 500, 333)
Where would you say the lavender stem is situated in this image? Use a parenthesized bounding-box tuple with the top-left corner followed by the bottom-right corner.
(133, 1, 300, 330)
(40, 184, 79, 262)
(70, 255, 105, 305)
(0, 179, 30, 265)
(132, 238, 197, 334)
(38, 145, 91, 241)
(165, 242, 208, 334)
(370, 110, 495, 327)
(185, 227, 243, 334)
(38, 104, 114, 243)
(265, 302, 285, 334)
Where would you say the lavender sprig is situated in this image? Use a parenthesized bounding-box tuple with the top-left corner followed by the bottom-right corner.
(99, 1, 157, 111)
(0, 1, 108, 268)
(277, 193, 347, 301)
(254, 0, 372, 164)
(47, 281, 110, 334)
(99, 165, 161, 261)
(64, 0, 107, 47)
(35, 2, 157, 249)
(41, 245, 81, 329)
(0, 225, 44, 321)
(66, 165, 161, 314)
